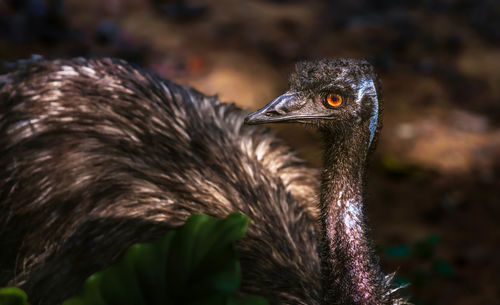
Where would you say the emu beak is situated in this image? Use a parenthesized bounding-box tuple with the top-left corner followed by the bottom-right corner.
(245, 92, 307, 125)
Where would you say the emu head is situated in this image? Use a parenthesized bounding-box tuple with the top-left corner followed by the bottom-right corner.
(245, 58, 382, 148)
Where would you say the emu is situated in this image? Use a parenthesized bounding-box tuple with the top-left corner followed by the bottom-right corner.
(0, 57, 405, 304)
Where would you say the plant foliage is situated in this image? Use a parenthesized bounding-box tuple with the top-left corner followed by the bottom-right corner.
(0, 213, 268, 305)
(0, 287, 30, 305)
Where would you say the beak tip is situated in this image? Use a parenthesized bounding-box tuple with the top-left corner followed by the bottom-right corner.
(244, 113, 261, 125)
(245, 91, 302, 125)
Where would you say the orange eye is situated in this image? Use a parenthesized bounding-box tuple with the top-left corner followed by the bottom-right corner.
(326, 93, 343, 107)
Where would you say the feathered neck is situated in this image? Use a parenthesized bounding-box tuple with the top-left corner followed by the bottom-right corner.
(319, 126, 386, 304)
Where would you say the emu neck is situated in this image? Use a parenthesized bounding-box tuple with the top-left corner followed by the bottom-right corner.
(320, 128, 383, 304)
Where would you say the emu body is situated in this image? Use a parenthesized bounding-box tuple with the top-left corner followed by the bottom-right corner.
(0, 57, 406, 304)
(0, 58, 320, 304)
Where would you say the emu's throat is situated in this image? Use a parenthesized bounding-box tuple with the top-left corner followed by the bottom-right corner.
(320, 132, 383, 304)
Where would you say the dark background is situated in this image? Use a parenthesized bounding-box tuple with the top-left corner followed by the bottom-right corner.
(1, 0, 499, 304)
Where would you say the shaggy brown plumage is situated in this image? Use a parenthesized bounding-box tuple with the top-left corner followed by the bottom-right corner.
(0, 57, 321, 304)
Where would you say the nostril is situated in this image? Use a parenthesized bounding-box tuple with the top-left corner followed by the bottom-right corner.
(265, 108, 286, 117)
(261, 92, 301, 118)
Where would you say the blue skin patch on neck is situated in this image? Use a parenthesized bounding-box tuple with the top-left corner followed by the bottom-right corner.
(356, 79, 378, 146)
(368, 99, 378, 145)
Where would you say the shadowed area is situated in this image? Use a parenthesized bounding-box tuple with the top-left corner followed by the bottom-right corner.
(0, 0, 499, 303)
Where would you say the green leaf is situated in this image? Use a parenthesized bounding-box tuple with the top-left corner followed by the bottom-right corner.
(384, 245, 411, 258)
(393, 276, 410, 287)
(432, 260, 454, 277)
(0, 287, 30, 305)
(63, 213, 267, 305)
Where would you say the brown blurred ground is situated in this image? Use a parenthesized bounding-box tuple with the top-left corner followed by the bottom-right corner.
(1, 0, 499, 304)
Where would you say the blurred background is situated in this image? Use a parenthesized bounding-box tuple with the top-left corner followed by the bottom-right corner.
(0, 0, 499, 304)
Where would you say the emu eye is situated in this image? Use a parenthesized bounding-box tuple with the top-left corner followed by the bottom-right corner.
(325, 93, 343, 108)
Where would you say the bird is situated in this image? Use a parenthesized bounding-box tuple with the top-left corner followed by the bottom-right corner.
(0, 57, 405, 304)
(245, 58, 405, 304)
